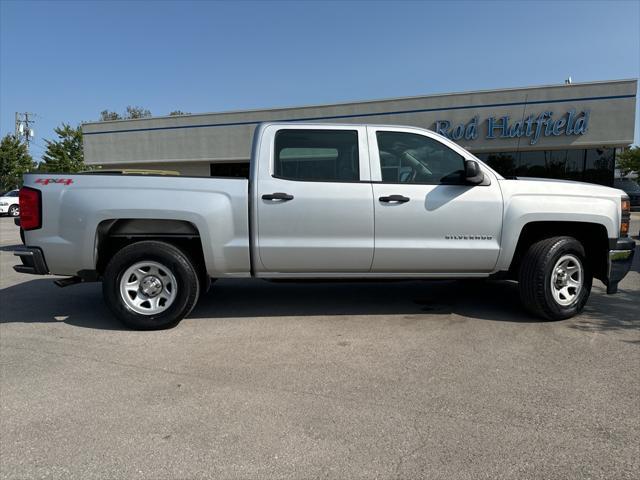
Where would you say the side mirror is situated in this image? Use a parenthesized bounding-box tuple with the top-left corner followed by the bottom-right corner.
(464, 160, 484, 185)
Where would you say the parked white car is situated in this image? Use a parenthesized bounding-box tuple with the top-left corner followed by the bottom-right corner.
(0, 189, 20, 217)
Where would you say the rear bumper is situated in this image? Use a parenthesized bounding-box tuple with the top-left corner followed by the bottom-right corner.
(13, 247, 49, 275)
(606, 238, 636, 294)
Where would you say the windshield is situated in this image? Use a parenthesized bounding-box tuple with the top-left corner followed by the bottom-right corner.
(615, 179, 640, 193)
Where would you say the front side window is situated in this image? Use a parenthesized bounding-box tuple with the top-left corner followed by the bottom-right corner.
(274, 129, 359, 182)
(376, 131, 465, 184)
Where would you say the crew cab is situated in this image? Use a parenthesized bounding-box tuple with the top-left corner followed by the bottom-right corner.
(14, 123, 635, 329)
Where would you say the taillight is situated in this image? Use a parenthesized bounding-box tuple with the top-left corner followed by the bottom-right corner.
(620, 197, 630, 237)
(19, 187, 42, 230)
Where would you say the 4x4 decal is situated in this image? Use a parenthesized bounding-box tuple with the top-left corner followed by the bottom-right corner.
(35, 178, 74, 186)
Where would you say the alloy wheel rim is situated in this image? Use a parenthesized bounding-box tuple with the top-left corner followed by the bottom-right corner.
(550, 254, 583, 306)
(119, 261, 177, 315)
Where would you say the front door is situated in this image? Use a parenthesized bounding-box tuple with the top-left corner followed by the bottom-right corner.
(255, 126, 374, 273)
(368, 127, 503, 274)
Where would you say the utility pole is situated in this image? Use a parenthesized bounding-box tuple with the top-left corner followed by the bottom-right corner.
(15, 112, 35, 153)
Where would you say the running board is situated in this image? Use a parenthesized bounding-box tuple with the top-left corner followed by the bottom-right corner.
(54, 276, 84, 288)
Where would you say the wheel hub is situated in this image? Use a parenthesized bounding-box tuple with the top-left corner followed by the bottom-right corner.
(550, 254, 583, 306)
(119, 261, 178, 315)
(554, 269, 568, 288)
(140, 275, 163, 297)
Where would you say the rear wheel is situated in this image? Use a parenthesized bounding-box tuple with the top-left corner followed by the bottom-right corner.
(103, 241, 200, 330)
(518, 236, 592, 320)
(8, 204, 19, 217)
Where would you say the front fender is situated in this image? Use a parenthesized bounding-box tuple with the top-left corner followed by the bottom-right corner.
(495, 193, 618, 272)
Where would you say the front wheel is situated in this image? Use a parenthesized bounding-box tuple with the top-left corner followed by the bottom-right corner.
(103, 241, 200, 330)
(8, 204, 19, 217)
(518, 236, 592, 320)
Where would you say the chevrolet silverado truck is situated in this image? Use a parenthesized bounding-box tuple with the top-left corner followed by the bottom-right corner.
(14, 123, 635, 329)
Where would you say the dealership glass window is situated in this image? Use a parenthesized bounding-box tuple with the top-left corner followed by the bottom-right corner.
(476, 152, 518, 178)
(564, 150, 585, 182)
(517, 151, 551, 178)
(473, 148, 615, 186)
(516, 150, 570, 179)
(584, 148, 614, 186)
(274, 129, 359, 182)
(547, 150, 569, 178)
(376, 131, 465, 184)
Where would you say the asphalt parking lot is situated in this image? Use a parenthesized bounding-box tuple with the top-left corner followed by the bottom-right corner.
(1, 216, 639, 479)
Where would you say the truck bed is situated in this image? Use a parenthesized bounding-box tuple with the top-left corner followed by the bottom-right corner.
(21, 173, 251, 278)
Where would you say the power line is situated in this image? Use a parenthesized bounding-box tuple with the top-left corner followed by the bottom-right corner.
(29, 140, 47, 153)
(28, 139, 48, 162)
(30, 140, 47, 149)
(31, 112, 74, 127)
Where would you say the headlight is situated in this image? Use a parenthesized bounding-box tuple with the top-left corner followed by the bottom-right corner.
(0, 202, 8, 206)
(621, 197, 630, 237)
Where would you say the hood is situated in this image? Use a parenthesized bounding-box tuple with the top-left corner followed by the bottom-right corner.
(499, 176, 626, 199)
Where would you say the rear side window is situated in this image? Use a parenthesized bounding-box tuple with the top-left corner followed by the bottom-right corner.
(274, 129, 359, 182)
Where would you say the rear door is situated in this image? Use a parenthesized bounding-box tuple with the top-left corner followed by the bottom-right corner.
(368, 126, 503, 273)
(254, 125, 374, 273)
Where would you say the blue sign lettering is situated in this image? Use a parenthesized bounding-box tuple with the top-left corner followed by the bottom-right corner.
(487, 116, 510, 139)
(465, 116, 478, 140)
(434, 110, 590, 145)
(434, 120, 451, 137)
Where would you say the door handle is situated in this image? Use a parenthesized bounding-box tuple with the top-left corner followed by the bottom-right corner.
(262, 192, 294, 201)
(379, 195, 410, 203)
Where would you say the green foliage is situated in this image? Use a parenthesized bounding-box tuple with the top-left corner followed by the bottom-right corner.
(99, 106, 190, 120)
(99, 106, 152, 121)
(125, 106, 152, 119)
(617, 146, 640, 176)
(0, 134, 35, 191)
(99, 110, 121, 121)
(40, 124, 86, 173)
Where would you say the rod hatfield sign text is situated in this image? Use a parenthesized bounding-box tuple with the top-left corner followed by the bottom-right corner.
(434, 109, 590, 145)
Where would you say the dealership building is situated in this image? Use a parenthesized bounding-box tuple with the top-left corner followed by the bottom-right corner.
(83, 79, 637, 186)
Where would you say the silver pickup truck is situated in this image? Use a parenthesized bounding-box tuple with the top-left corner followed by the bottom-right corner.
(14, 123, 635, 329)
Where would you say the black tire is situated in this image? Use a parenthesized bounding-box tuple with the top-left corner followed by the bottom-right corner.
(8, 204, 19, 217)
(103, 241, 200, 330)
(518, 236, 592, 320)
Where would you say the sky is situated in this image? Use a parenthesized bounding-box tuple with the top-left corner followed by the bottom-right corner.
(1, 0, 639, 161)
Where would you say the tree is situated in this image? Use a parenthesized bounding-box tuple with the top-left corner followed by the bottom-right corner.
(169, 110, 190, 116)
(125, 106, 152, 119)
(99, 106, 152, 121)
(40, 124, 85, 173)
(0, 134, 35, 191)
(617, 146, 640, 176)
(99, 110, 121, 121)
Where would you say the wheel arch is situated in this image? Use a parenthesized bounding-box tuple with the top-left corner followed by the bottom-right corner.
(507, 221, 609, 282)
(95, 218, 208, 289)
